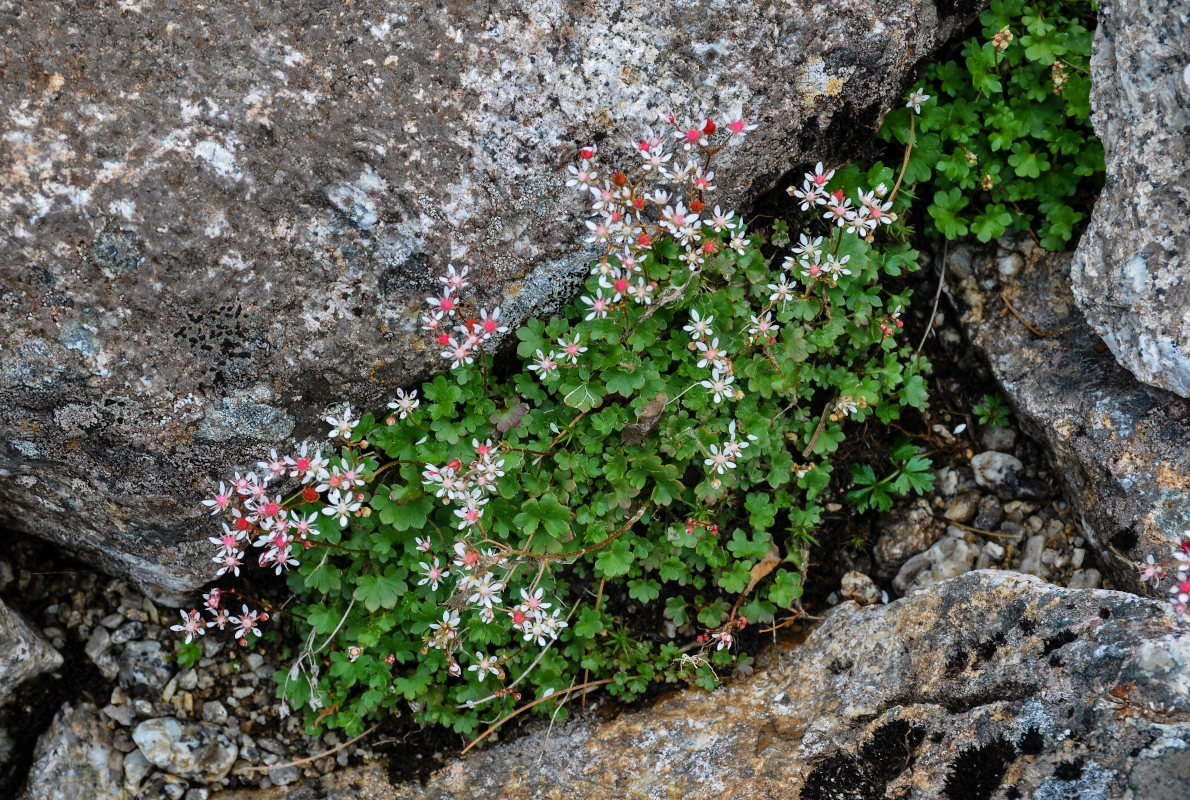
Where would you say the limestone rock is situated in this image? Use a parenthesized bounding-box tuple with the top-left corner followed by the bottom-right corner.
(207, 571, 1190, 800)
(892, 535, 980, 594)
(132, 718, 238, 783)
(0, 597, 62, 704)
(1070, 0, 1190, 396)
(946, 237, 1190, 593)
(20, 703, 126, 800)
(0, 0, 981, 599)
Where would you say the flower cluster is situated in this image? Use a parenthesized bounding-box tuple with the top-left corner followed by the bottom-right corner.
(1142, 533, 1190, 617)
(568, 111, 757, 327)
(423, 265, 510, 371)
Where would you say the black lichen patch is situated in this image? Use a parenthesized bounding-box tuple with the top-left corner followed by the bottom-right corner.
(171, 302, 264, 386)
(945, 647, 971, 676)
(1109, 525, 1139, 553)
(943, 738, 1016, 800)
(88, 230, 144, 276)
(1042, 629, 1078, 658)
(1018, 617, 1037, 636)
(1017, 726, 1045, 756)
(799, 721, 926, 800)
(975, 631, 1007, 663)
(1053, 758, 1085, 781)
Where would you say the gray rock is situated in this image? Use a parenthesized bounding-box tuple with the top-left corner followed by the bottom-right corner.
(0, 597, 63, 703)
(1069, 568, 1103, 589)
(118, 640, 172, 690)
(971, 450, 1025, 493)
(20, 703, 126, 800)
(102, 703, 136, 728)
(205, 572, 1190, 800)
(873, 502, 946, 579)
(132, 718, 238, 783)
(0, 0, 983, 601)
(942, 490, 979, 523)
(122, 749, 152, 794)
(1070, 0, 1190, 397)
(201, 701, 228, 725)
(892, 536, 979, 595)
(1019, 534, 1048, 578)
(838, 570, 881, 606)
(947, 237, 1190, 592)
(980, 425, 1017, 453)
(973, 494, 1005, 531)
(268, 766, 302, 787)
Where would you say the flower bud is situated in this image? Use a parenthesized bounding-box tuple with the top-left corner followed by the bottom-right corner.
(612, 171, 628, 187)
(689, 199, 705, 213)
(703, 119, 716, 135)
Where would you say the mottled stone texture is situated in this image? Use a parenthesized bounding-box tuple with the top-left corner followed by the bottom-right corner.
(947, 238, 1190, 593)
(0, 598, 62, 704)
(0, 1, 978, 600)
(209, 572, 1190, 800)
(20, 703, 126, 800)
(1070, 0, 1190, 396)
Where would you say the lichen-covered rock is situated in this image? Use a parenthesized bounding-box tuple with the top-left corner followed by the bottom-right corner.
(0, 1, 981, 599)
(947, 237, 1190, 593)
(20, 703, 126, 800)
(1070, 0, 1190, 396)
(0, 597, 62, 704)
(207, 571, 1190, 800)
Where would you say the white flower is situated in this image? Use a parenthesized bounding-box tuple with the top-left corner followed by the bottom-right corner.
(906, 89, 930, 114)
(468, 651, 501, 678)
(387, 388, 420, 419)
(700, 369, 736, 404)
(704, 444, 736, 475)
(325, 406, 356, 441)
(320, 489, 361, 528)
(683, 309, 714, 341)
(417, 558, 449, 591)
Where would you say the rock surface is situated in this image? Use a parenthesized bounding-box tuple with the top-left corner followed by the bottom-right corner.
(947, 237, 1190, 593)
(0, 1, 981, 599)
(0, 597, 62, 704)
(20, 703, 126, 800)
(132, 718, 238, 783)
(1070, 0, 1190, 396)
(207, 571, 1190, 799)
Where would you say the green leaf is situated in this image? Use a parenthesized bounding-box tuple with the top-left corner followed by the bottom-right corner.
(353, 567, 408, 612)
(561, 380, 605, 412)
(768, 569, 802, 608)
(594, 538, 634, 578)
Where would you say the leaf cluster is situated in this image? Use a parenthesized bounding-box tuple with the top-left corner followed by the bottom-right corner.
(882, 0, 1103, 249)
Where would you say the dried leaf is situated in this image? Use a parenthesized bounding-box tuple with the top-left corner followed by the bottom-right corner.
(621, 392, 667, 446)
(490, 402, 530, 433)
(744, 543, 781, 596)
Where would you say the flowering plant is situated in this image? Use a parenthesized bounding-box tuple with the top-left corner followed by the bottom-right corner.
(177, 106, 931, 737)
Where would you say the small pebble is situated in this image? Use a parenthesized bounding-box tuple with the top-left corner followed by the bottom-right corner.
(971, 450, 1025, 492)
(1068, 569, 1102, 589)
(1019, 535, 1047, 577)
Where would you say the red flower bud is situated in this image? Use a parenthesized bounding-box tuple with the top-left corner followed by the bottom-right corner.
(633, 197, 646, 210)
(579, 146, 595, 160)
(613, 171, 628, 187)
(689, 199, 705, 213)
(703, 119, 716, 135)
(446, 458, 462, 472)
(302, 487, 319, 503)
(437, 333, 451, 347)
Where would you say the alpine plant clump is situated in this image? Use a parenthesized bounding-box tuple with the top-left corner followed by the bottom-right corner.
(178, 101, 935, 738)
